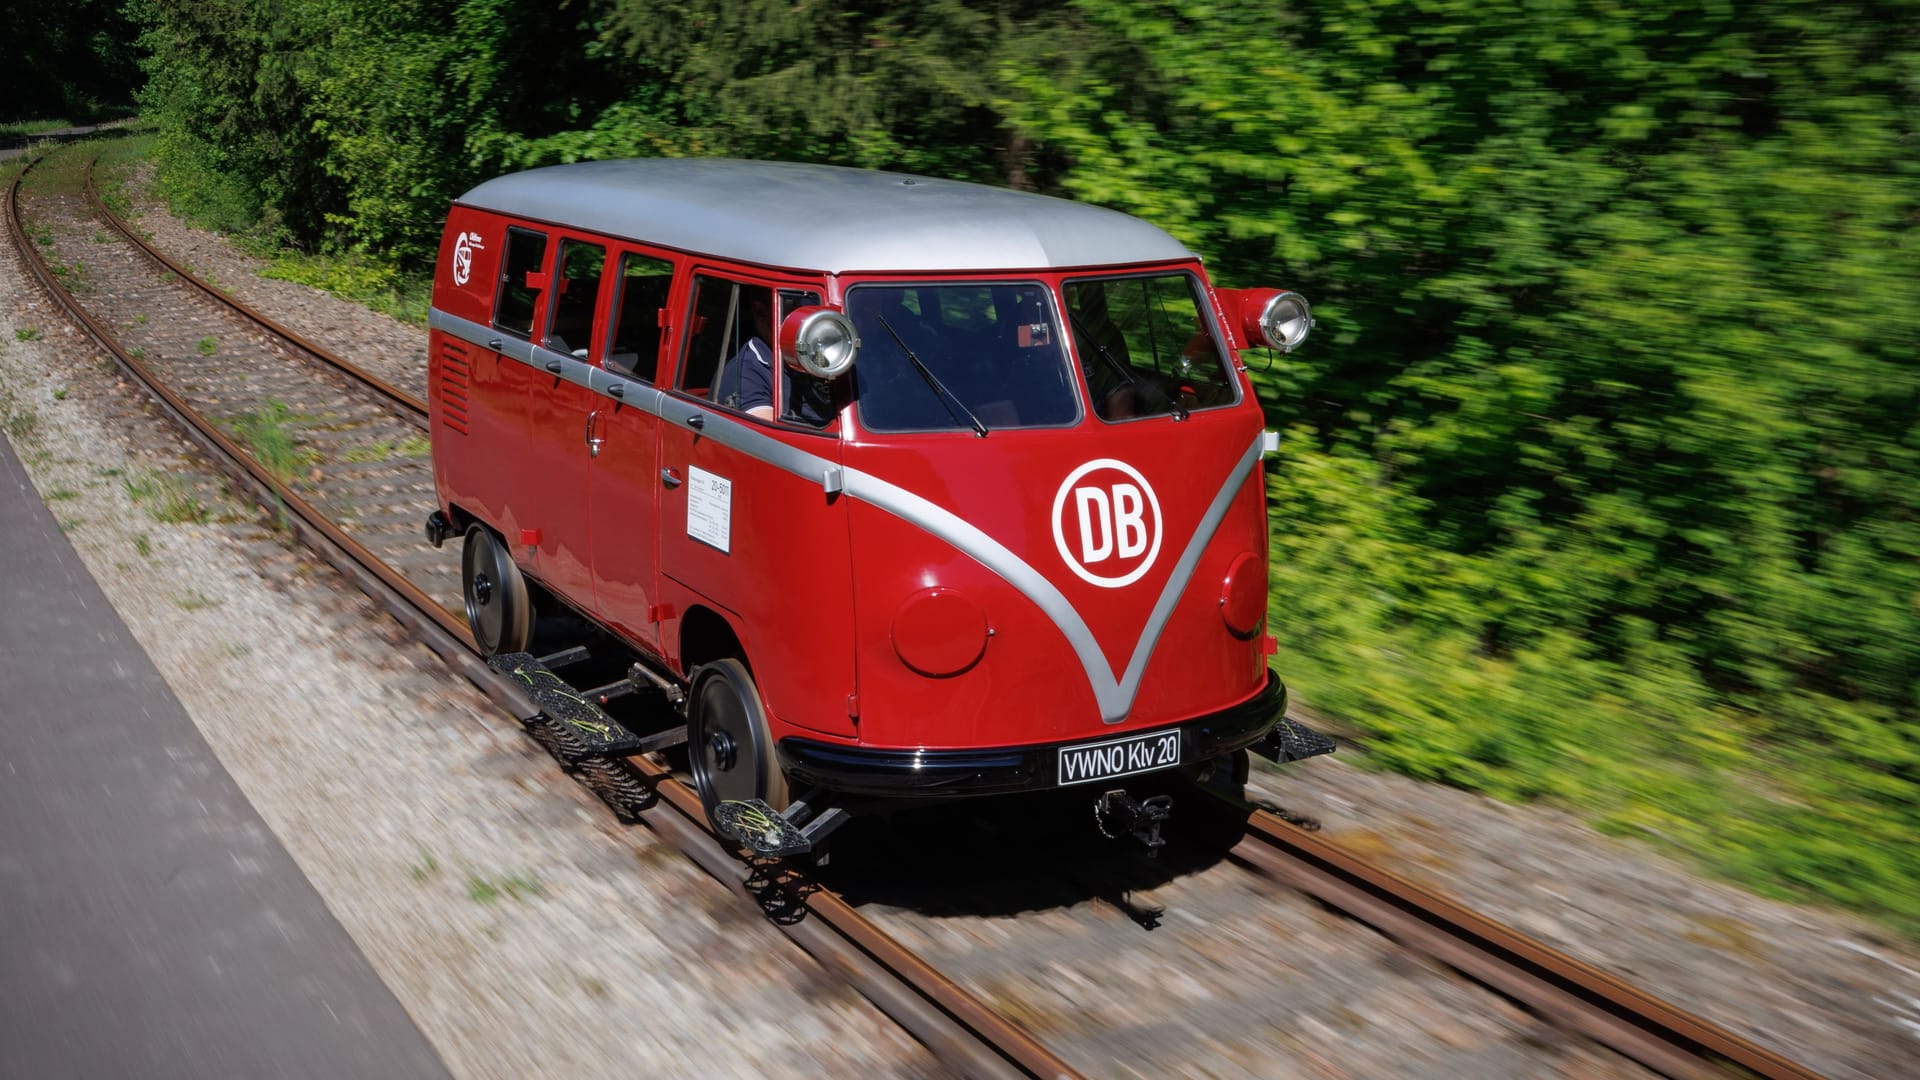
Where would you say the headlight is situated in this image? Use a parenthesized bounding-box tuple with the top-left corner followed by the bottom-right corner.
(1256, 291, 1313, 353)
(782, 307, 861, 379)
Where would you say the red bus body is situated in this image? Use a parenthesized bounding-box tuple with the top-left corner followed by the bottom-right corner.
(429, 159, 1306, 803)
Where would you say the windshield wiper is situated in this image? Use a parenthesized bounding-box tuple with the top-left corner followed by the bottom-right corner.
(876, 315, 988, 437)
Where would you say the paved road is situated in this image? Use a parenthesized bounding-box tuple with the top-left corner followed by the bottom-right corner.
(1, 122, 131, 161)
(0, 434, 449, 1078)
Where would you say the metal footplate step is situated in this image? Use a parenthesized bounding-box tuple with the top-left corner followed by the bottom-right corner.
(488, 651, 652, 759)
(1253, 714, 1337, 763)
(714, 799, 814, 858)
(713, 790, 852, 859)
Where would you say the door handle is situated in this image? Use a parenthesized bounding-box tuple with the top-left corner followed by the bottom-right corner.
(686, 413, 705, 430)
(585, 411, 603, 458)
(661, 468, 682, 488)
(545, 359, 563, 374)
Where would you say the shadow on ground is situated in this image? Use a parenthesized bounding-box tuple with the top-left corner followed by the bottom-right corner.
(812, 776, 1254, 925)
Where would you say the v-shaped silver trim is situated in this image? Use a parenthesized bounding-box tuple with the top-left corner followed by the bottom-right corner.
(433, 306, 1265, 722)
(843, 436, 1263, 722)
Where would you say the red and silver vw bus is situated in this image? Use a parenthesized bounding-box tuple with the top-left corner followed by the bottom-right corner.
(425, 159, 1329, 853)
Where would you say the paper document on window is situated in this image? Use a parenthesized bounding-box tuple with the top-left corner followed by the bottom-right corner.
(686, 466, 733, 553)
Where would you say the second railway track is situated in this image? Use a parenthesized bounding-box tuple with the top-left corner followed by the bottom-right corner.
(8, 144, 1834, 1080)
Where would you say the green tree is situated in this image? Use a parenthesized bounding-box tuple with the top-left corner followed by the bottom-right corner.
(0, 0, 140, 123)
(1000, 0, 1920, 919)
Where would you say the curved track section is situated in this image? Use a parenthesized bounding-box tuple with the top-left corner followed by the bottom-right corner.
(9, 152, 1079, 1080)
(10, 149, 1830, 1080)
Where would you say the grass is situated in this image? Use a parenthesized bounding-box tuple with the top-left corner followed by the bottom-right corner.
(14, 327, 40, 342)
(49, 260, 90, 292)
(261, 249, 432, 326)
(133, 533, 152, 557)
(0, 119, 76, 141)
(52, 387, 68, 400)
(174, 591, 218, 611)
(3, 405, 36, 441)
(409, 851, 441, 883)
(343, 435, 432, 463)
(44, 488, 79, 501)
(466, 872, 544, 904)
(124, 470, 210, 524)
(196, 335, 218, 355)
(0, 385, 37, 441)
(229, 400, 317, 482)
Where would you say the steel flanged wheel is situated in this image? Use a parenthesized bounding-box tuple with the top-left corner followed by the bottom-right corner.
(461, 525, 532, 656)
(688, 658, 789, 825)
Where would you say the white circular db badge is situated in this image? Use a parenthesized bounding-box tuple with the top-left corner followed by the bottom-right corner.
(1051, 458, 1162, 588)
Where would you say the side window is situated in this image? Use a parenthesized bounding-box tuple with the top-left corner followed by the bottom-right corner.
(605, 253, 675, 383)
(680, 276, 774, 415)
(492, 227, 548, 338)
(544, 239, 605, 357)
(776, 288, 835, 429)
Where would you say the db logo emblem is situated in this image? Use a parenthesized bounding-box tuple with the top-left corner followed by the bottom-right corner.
(1051, 459, 1162, 588)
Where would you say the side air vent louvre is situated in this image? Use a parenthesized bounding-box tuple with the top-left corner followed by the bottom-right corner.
(439, 342, 471, 435)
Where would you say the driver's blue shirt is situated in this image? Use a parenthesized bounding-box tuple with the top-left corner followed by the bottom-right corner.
(715, 337, 833, 425)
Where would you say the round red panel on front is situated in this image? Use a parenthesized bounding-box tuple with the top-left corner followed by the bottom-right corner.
(891, 587, 989, 677)
(1219, 551, 1265, 638)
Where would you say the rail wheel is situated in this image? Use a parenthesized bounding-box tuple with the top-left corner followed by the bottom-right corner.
(461, 524, 532, 656)
(688, 658, 789, 825)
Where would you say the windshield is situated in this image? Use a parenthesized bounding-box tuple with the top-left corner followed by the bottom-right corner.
(1063, 272, 1238, 421)
(849, 284, 1081, 433)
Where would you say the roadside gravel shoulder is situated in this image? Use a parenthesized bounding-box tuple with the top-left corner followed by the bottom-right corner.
(2, 175, 931, 1078)
(12, 152, 1917, 1080)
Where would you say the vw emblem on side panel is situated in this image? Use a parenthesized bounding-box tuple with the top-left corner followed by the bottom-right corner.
(1051, 459, 1163, 588)
(451, 230, 484, 287)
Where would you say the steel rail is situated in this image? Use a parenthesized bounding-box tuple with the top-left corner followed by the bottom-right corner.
(13, 153, 1079, 1080)
(82, 163, 427, 426)
(1232, 808, 1826, 1079)
(35, 148, 1827, 1080)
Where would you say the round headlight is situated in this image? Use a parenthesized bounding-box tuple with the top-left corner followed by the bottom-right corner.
(1257, 291, 1313, 353)
(790, 309, 860, 379)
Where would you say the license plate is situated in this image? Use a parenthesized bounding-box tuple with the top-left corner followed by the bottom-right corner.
(1056, 729, 1182, 786)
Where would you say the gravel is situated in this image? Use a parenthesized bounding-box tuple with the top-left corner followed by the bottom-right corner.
(2, 168, 932, 1079)
(6, 153, 1916, 1079)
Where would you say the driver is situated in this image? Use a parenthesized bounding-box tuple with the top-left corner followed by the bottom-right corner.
(716, 289, 835, 426)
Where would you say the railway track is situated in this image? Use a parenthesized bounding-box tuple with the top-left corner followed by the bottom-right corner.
(7, 146, 1827, 1080)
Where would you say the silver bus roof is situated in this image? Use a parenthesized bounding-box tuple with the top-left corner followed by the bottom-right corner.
(456, 158, 1197, 274)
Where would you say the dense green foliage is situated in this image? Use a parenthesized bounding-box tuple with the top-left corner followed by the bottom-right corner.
(0, 0, 141, 126)
(126, 1, 1918, 927)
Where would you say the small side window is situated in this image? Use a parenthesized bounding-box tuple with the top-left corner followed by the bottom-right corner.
(680, 275, 774, 413)
(544, 239, 605, 358)
(492, 227, 548, 338)
(605, 253, 675, 383)
(775, 288, 837, 429)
